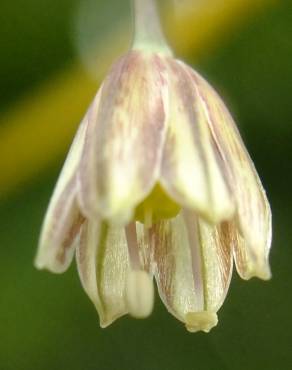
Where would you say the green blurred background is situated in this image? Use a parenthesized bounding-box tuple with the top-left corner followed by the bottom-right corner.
(0, 0, 292, 369)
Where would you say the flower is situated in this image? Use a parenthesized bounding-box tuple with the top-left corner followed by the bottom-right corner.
(35, 0, 272, 333)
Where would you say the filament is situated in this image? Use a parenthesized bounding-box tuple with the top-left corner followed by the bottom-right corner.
(125, 222, 141, 270)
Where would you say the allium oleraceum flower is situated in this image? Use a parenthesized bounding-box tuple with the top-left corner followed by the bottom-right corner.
(35, 0, 272, 333)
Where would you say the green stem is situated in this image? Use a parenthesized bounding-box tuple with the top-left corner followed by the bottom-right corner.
(132, 0, 172, 55)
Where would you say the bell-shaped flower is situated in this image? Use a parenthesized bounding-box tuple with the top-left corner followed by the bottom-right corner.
(35, 0, 272, 332)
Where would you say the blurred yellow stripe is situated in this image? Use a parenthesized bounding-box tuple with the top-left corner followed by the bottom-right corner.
(0, 0, 275, 197)
(168, 0, 275, 58)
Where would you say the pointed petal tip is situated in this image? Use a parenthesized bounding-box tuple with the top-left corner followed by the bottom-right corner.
(99, 320, 110, 329)
(200, 201, 235, 226)
(185, 311, 218, 333)
(35, 210, 82, 275)
(34, 259, 46, 272)
(33, 248, 71, 274)
(239, 244, 272, 281)
(34, 250, 44, 270)
(99, 314, 119, 329)
(105, 207, 134, 228)
(79, 194, 135, 228)
(240, 261, 272, 281)
(99, 312, 115, 329)
(99, 311, 129, 329)
(161, 167, 236, 227)
(34, 248, 68, 274)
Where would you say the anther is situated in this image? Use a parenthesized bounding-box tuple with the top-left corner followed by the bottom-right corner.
(125, 269, 154, 318)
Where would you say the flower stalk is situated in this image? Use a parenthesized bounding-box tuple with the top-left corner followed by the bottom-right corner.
(132, 0, 172, 55)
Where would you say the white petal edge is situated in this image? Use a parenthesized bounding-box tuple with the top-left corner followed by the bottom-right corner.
(147, 211, 233, 332)
(190, 70, 272, 279)
(35, 117, 87, 273)
(76, 220, 130, 327)
(78, 52, 168, 224)
(160, 59, 234, 224)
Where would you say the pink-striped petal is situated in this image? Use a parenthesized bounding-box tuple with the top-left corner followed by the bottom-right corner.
(35, 119, 86, 273)
(184, 210, 233, 313)
(190, 70, 272, 279)
(76, 220, 130, 327)
(160, 59, 234, 224)
(220, 220, 270, 280)
(78, 51, 168, 223)
(149, 211, 233, 331)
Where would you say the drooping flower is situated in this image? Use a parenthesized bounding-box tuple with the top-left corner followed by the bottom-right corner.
(35, 0, 272, 332)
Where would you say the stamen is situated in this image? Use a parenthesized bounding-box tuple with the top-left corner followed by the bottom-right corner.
(185, 311, 218, 333)
(125, 269, 154, 318)
(125, 222, 141, 270)
(183, 210, 205, 311)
